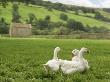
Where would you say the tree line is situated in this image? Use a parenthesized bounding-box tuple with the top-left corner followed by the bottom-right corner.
(0, 0, 97, 13)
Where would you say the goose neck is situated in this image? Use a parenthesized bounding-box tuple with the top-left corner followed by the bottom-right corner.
(53, 49, 58, 60)
(78, 51, 84, 58)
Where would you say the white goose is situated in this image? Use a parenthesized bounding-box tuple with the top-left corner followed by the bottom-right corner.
(72, 48, 90, 70)
(43, 47, 61, 73)
(71, 49, 80, 61)
(59, 47, 90, 74)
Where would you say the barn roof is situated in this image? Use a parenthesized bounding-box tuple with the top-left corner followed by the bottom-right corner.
(11, 23, 32, 28)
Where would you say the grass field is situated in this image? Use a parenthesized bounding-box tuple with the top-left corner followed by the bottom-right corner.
(0, 38, 110, 82)
(0, 3, 110, 29)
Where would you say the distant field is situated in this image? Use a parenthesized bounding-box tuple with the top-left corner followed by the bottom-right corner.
(0, 3, 110, 29)
(0, 38, 110, 82)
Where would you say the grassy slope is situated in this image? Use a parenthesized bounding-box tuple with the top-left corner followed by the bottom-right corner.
(0, 38, 110, 82)
(0, 3, 110, 29)
(99, 10, 110, 18)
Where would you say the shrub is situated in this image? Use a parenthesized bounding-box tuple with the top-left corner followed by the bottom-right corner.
(0, 18, 9, 34)
(28, 13, 36, 24)
(1, 0, 8, 8)
(37, 19, 49, 30)
(12, 3, 21, 23)
(54, 21, 65, 27)
(44, 15, 51, 22)
(51, 26, 70, 35)
(32, 28, 49, 35)
(58, 26, 70, 35)
(67, 19, 84, 31)
(60, 13, 68, 21)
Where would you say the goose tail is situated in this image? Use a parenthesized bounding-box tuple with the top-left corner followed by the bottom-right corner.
(43, 64, 49, 72)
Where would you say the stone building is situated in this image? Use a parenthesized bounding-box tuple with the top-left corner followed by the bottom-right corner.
(9, 23, 32, 37)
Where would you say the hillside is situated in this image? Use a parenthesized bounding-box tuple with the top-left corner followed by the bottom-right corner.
(0, 3, 110, 29)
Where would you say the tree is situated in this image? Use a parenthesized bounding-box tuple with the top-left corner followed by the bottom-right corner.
(75, 10, 79, 15)
(92, 26, 109, 33)
(54, 21, 65, 27)
(67, 19, 76, 29)
(58, 26, 70, 35)
(12, 3, 21, 23)
(0, 17, 9, 34)
(67, 19, 84, 31)
(75, 21, 84, 31)
(53, 3, 66, 11)
(95, 12, 103, 19)
(28, 13, 36, 24)
(44, 15, 51, 22)
(37, 19, 48, 30)
(60, 13, 68, 21)
(24, 0, 31, 5)
(30, 0, 43, 5)
(1, 0, 8, 8)
(47, 6, 52, 11)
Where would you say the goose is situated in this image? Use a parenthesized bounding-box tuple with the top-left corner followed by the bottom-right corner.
(43, 47, 61, 73)
(71, 49, 80, 61)
(72, 48, 90, 70)
(59, 47, 90, 74)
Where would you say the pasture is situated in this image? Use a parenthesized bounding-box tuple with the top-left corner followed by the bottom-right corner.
(0, 38, 110, 82)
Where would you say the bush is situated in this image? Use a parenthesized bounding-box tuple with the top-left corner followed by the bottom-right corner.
(12, 3, 21, 23)
(60, 13, 68, 21)
(75, 10, 79, 15)
(37, 19, 49, 30)
(92, 26, 109, 33)
(67, 19, 84, 31)
(54, 21, 65, 27)
(58, 26, 70, 35)
(32, 28, 49, 35)
(53, 3, 66, 11)
(28, 13, 36, 24)
(84, 25, 110, 33)
(95, 12, 103, 19)
(44, 15, 51, 22)
(51, 26, 70, 35)
(47, 6, 52, 11)
(36, 16, 51, 30)
(1, 0, 8, 8)
(0, 18, 9, 34)
(95, 11, 110, 22)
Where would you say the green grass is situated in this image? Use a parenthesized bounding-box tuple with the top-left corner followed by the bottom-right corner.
(99, 10, 110, 19)
(0, 3, 110, 29)
(0, 38, 110, 82)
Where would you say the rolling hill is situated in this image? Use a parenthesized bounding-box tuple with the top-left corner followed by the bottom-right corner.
(0, 3, 110, 29)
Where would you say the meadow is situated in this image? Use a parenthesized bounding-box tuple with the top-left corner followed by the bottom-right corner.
(0, 38, 110, 82)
